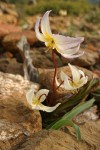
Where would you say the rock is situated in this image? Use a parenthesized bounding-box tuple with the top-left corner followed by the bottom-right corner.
(2, 31, 38, 51)
(30, 47, 62, 68)
(0, 23, 21, 40)
(93, 70, 100, 78)
(0, 51, 13, 59)
(0, 2, 18, 17)
(0, 58, 23, 75)
(80, 22, 97, 32)
(0, 72, 42, 149)
(62, 49, 99, 67)
(38, 66, 93, 100)
(15, 130, 86, 150)
(0, 119, 26, 150)
(65, 120, 100, 150)
(87, 43, 98, 52)
(0, 2, 18, 25)
(73, 106, 99, 125)
(0, 14, 18, 25)
(59, 10, 67, 16)
(17, 120, 100, 150)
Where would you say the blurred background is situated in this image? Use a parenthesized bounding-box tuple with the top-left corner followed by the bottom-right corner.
(0, 0, 100, 76)
(0, 0, 100, 36)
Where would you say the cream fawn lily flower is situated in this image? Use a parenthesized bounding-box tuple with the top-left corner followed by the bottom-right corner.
(26, 88, 61, 112)
(56, 64, 88, 91)
(35, 10, 84, 58)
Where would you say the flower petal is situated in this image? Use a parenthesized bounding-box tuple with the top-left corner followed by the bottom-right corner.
(60, 71, 68, 82)
(39, 103, 61, 112)
(55, 74, 65, 89)
(41, 10, 52, 36)
(60, 71, 73, 90)
(57, 44, 80, 55)
(55, 75, 60, 87)
(54, 34, 84, 49)
(61, 51, 84, 59)
(35, 18, 45, 42)
(68, 64, 81, 83)
(32, 103, 41, 110)
(53, 34, 84, 58)
(26, 88, 35, 105)
(36, 89, 49, 102)
(79, 76, 88, 85)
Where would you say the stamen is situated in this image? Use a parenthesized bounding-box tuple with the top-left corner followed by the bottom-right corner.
(38, 93, 48, 105)
(56, 80, 64, 90)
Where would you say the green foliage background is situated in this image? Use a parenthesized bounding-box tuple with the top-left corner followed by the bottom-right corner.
(9, 0, 96, 16)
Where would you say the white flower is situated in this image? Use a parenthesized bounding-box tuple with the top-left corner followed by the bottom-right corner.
(35, 10, 84, 59)
(26, 88, 61, 112)
(56, 64, 88, 91)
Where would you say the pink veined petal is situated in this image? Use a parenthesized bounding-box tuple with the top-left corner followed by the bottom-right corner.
(36, 89, 49, 102)
(39, 103, 61, 112)
(53, 34, 84, 46)
(35, 18, 45, 42)
(60, 51, 84, 59)
(26, 88, 35, 105)
(68, 64, 81, 83)
(41, 10, 52, 36)
(53, 34, 84, 58)
(56, 41, 81, 51)
(57, 44, 81, 55)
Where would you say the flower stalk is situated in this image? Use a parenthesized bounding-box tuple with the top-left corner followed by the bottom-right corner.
(49, 51, 57, 105)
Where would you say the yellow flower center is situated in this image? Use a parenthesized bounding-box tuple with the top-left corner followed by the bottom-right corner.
(69, 80, 79, 87)
(44, 34, 55, 49)
(32, 98, 40, 105)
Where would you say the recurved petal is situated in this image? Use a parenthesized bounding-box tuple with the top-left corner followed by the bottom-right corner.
(79, 76, 88, 85)
(60, 71, 68, 82)
(26, 88, 35, 105)
(68, 64, 81, 83)
(56, 44, 81, 55)
(60, 51, 84, 59)
(79, 70, 85, 77)
(53, 34, 84, 58)
(36, 89, 49, 102)
(39, 103, 61, 112)
(55, 75, 65, 89)
(60, 71, 72, 90)
(35, 18, 45, 42)
(41, 10, 52, 35)
(54, 34, 84, 47)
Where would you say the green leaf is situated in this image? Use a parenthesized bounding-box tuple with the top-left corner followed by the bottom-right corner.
(48, 98, 95, 139)
(49, 98, 94, 129)
(62, 98, 95, 120)
(50, 119, 81, 140)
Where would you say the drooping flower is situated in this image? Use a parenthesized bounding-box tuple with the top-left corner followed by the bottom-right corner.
(56, 64, 88, 91)
(35, 10, 84, 58)
(26, 88, 61, 112)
